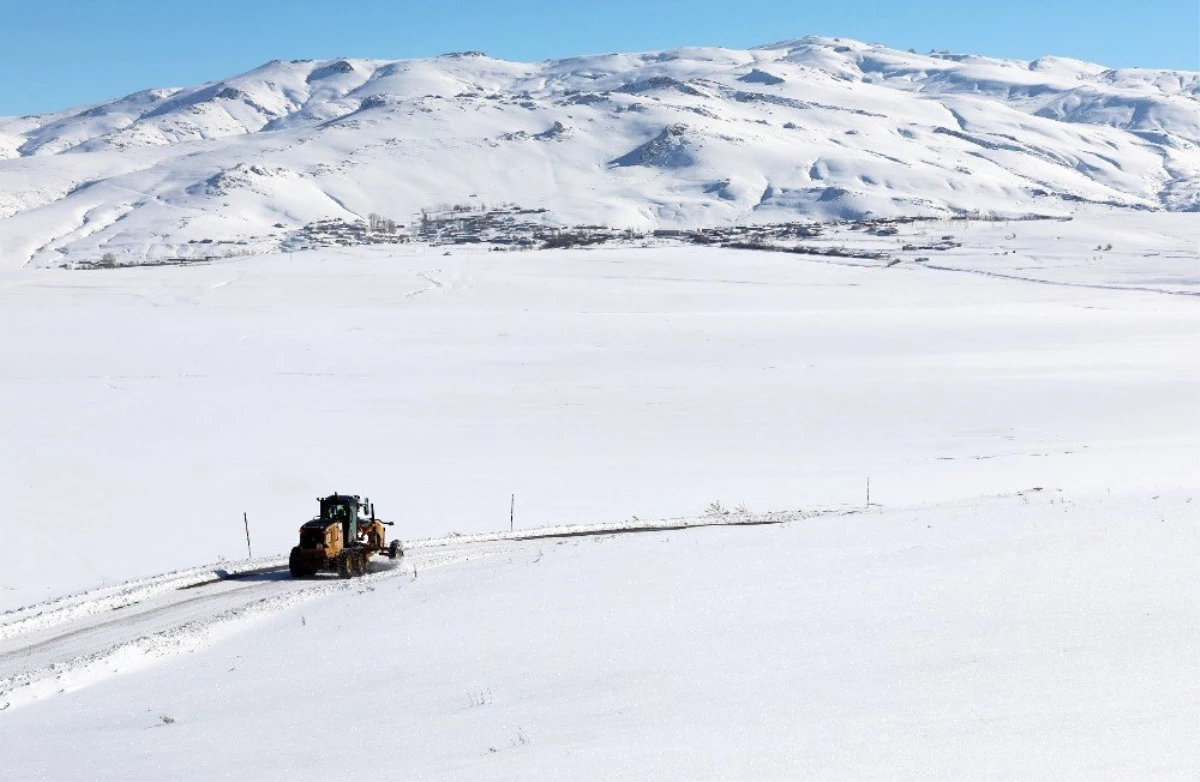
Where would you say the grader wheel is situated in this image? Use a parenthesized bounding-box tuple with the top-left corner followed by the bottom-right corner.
(337, 552, 353, 579)
(289, 547, 318, 578)
(289, 547, 305, 578)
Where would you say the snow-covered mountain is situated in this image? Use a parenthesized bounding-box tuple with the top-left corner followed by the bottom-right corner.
(1, 36, 1197, 267)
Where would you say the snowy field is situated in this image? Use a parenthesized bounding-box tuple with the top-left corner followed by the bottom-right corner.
(1, 491, 1195, 779)
(1, 209, 1195, 609)
(0, 208, 1196, 778)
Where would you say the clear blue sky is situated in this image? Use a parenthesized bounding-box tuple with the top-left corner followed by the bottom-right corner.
(3, 0, 1197, 115)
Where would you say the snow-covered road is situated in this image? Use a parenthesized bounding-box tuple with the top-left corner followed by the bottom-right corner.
(0, 571, 304, 683)
(1, 512, 813, 707)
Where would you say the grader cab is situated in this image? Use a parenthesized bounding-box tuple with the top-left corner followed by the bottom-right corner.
(288, 493, 403, 578)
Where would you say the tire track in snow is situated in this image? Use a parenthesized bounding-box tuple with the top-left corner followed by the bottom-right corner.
(918, 261, 1200, 297)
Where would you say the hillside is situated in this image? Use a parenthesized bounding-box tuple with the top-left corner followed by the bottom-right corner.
(0, 36, 1197, 267)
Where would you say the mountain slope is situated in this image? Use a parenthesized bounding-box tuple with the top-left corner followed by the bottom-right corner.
(1, 36, 1197, 267)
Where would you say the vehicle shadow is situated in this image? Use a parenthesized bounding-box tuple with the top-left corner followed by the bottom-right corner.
(224, 569, 295, 583)
(180, 567, 293, 589)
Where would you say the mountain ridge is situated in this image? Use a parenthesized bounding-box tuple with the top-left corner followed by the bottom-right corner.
(1, 36, 1196, 267)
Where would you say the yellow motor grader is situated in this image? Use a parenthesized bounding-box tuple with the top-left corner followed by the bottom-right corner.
(289, 493, 403, 578)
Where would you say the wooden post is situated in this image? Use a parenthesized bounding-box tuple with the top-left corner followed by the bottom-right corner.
(510, 494, 515, 532)
(243, 512, 252, 559)
(866, 477, 871, 510)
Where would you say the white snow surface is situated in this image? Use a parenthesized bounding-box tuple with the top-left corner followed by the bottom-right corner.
(0, 209, 1196, 612)
(1, 36, 1198, 267)
(0, 209, 1195, 608)
(0, 491, 1196, 779)
(0, 207, 1195, 777)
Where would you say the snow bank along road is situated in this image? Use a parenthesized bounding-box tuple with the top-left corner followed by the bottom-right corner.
(0, 510, 811, 710)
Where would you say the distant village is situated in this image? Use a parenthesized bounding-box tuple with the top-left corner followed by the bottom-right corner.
(69, 204, 1066, 270)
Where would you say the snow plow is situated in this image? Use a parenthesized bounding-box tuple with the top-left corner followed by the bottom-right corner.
(288, 493, 403, 578)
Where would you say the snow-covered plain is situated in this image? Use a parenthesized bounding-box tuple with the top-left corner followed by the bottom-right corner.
(1, 209, 1195, 612)
(0, 208, 1194, 777)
